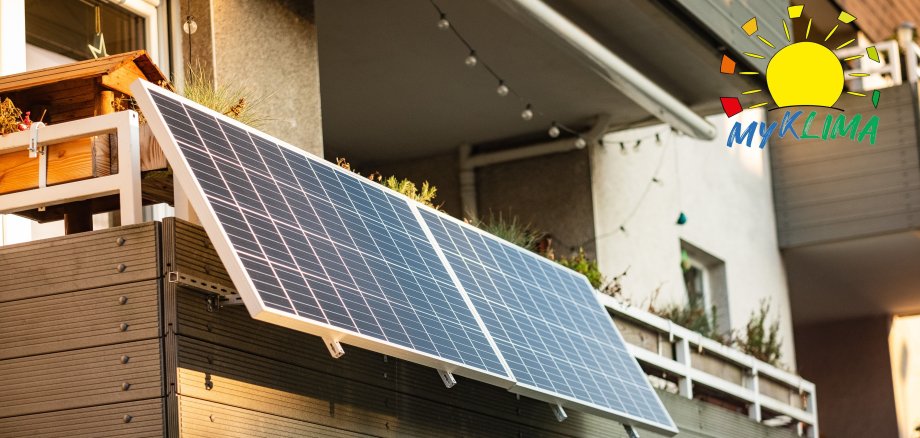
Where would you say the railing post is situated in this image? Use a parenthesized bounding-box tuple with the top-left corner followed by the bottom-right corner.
(746, 365, 762, 422)
(675, 336, 693, 398)
(117, 110, 142, 225)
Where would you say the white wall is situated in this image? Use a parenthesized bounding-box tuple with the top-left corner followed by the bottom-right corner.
(890, 315, 920, 438)
(591, 111, 797, 368)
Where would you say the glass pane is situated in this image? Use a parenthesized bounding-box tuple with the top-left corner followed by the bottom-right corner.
(25, 0, 145, 61)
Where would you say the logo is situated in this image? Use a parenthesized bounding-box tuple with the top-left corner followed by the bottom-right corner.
(719, 5, 880, 148)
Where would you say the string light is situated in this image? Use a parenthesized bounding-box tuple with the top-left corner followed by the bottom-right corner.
(521, 104, 534, 121)
(464, 51, 478, 67)
(602, 127, 672, 155)
(573, 130, 676, 245)
(496, 81, 509, 97)
(429, 0, 585, 142)
(437, 14, 450, 30)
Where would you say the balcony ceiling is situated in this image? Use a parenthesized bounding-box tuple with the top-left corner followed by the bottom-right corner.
(785, 232, 920, 325)
(315, 0, 759, 164)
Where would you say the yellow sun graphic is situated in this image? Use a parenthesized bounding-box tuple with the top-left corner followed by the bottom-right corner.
(719, 5, 881, 117)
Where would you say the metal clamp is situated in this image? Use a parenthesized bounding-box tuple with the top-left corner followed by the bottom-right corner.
(323, 337, 345, 359)
(28, 121, 45, 158)
(438, 369, 457, 388)
(551, 404, 567, 422)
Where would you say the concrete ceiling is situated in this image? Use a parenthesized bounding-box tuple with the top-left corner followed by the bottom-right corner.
(785, 231, 920, 325)
(315, 0, 758, 164)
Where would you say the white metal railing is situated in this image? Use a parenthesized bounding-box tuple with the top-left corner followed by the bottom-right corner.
(837, 39, 901, 91)
(0, 111, 142, 224)
(600, 294, 818, 437)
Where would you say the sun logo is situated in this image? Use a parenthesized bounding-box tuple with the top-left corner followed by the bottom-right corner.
(719, 4, 882, 118)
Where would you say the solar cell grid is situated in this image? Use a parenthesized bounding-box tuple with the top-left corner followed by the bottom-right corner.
(141, 83, 512, 384)
(134, 80, 676, 435)
(419, 208, 677, 433)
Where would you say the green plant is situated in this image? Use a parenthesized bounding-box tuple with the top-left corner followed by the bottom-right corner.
(469, 211, 542, 251)
(556, 248, 604, 289)
(182, 64, 269, 128)
(655, 302, 724, 342)
(336, 158, 440, 209)
(733, 298, 783, 366)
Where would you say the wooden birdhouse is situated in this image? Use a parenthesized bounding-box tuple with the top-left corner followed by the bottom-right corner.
(0, 51, 170, 233)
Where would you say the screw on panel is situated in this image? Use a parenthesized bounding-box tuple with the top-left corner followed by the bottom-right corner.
(117, 263, 127, 273)
(118, 296, 128, 305)
(119, 322, 129, 332)
(116, 237, 126, 246)
(123, 414, 132, 423)
(120, 355, 130, 364)
(121, 382, 131, 391)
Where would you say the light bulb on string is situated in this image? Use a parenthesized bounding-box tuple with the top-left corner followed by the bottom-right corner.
(464, 51, 478, 67)
(521, 104, 534, 121)
(437, 14, 450, 30)
(574, 137, 587, 149)
(548, 123, 560, 138)
(496, 81, 509, 97)
(183, 16, 198, 34)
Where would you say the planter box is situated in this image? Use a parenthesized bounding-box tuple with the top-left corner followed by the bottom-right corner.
(0, 133, 114, 195)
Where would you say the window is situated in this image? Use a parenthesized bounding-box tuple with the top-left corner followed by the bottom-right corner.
(680, 241, 730, 334)
(25, 0, 145, 61)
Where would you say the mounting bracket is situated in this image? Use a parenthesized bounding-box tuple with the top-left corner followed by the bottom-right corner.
(550, 404, 567, 422)
(438, 370, 457, 388)
(323, 337, 345, 359)
(624, 424, 640, 438)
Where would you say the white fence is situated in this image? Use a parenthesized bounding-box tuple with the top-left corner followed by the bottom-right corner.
(601, 295, 818, 437)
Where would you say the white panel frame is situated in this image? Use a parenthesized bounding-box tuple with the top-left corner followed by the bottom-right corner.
(413, 202, 679, 436)
(130, 79, 515, 389)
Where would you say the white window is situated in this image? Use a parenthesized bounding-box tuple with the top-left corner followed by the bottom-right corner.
(681, 241, 730, 334)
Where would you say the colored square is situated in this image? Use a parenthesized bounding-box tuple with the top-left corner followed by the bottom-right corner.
(721, 97, 743, 118)
(867, 46, 880, 62)
(788, 5, 804, 19)
(742, 17, 758, 35)
(838, 11, 856, 23)
(720, 55, 737, 74)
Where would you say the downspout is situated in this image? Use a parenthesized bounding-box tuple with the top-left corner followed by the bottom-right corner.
(488, 0, 718, 140)
(459, 114, 612, 218)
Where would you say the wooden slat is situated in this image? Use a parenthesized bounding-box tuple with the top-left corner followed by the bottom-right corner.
(0, 222, 160, 302)
(0, 279, 160, 360)
(178, 396, 370, 438)
(0, 338, 163, 418)
(0, 51, 165, 94)
(0, 398, 165, 438)
(167, 218, 234, 287)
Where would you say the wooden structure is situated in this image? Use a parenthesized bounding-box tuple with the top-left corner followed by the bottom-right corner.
(0, 218, 803, 438)
(0, 51, 170, 232)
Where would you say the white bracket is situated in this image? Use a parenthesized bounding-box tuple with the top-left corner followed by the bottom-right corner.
(438, 369, 457, 388)
(323, 337, 345, 359)
(28, 121, 45, 158)
(551, 403, 567, 422)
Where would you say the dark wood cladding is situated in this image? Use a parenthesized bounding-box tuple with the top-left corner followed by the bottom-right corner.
(0, 223, 160, 302)
(0, 338, 163, 418)
(0, 279, 161, 360)
(0, 398, 166, 438)
(0, 218, 801, 437)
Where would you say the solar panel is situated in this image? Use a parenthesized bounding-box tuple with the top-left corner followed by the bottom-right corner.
(132, 81, 513, 388)
(418, 208, 678, 435)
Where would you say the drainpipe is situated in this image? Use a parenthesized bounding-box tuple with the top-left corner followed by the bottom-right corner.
(488, 0, 717, 140)
(459, 114, 611, 218)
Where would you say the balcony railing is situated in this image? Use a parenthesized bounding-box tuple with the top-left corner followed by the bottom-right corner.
(600, 295, 818, 437)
